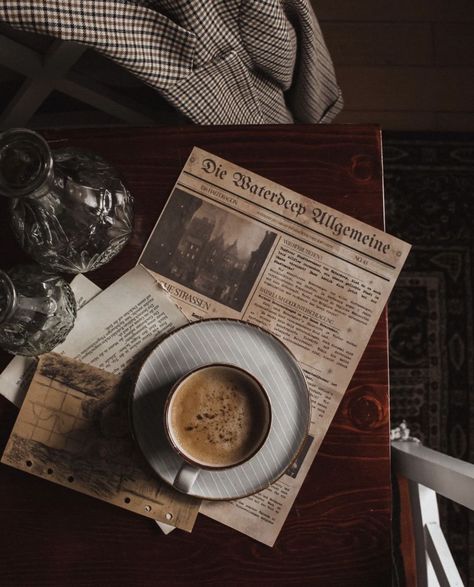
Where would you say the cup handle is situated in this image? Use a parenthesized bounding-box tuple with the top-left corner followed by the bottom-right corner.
(172, 462, 200, 493)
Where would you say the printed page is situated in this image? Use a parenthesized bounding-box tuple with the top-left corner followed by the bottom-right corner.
(138, 147, 411, 545)
(54, 265, 188, 372)
(54, 266, 194, 532)
(0, 274, 102, 407)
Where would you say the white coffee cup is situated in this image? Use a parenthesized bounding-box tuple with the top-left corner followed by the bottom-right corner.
(164, 363, 271, 493)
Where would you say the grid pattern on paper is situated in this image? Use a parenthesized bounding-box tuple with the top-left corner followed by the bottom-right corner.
(21, 377, 88, 454)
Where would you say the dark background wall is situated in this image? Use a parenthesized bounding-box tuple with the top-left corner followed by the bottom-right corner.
(312, 0, 474, 131)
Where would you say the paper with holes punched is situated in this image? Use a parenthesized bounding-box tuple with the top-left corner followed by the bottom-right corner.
(1, 353, 198, 531)
(0, 266, 197, 532)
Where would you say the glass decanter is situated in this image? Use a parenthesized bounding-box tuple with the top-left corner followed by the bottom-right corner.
(0, 128, 134, 273)
(0, 264, 76, 356)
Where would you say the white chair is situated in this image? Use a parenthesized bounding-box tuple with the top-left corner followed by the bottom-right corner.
(391, 422, 474, 587)
(0, 25, 169, 128)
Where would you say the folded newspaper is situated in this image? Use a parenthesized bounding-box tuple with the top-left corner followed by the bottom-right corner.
(0, 147, 410, 546)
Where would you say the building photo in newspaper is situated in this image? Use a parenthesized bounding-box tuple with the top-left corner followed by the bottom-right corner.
(140, 189, 277, 312)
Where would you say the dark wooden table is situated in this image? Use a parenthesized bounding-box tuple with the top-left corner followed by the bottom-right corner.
(0, 125, 390, 587)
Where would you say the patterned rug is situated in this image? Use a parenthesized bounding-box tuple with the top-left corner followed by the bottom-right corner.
(384, 132, 474, 585)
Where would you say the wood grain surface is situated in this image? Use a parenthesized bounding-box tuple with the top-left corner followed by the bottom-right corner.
(0, 125, 390, 587)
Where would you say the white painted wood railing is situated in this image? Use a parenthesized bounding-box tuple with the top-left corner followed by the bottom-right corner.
(0, 34, 157, 127)
(392, 424, 473, 587)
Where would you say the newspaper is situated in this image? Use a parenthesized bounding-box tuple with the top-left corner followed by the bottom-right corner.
(138, 147, 411, 546)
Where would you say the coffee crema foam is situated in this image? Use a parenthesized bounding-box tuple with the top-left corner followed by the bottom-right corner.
(168, 367, 269, 468)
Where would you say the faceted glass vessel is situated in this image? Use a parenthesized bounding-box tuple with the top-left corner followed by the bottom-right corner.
(0, 128, 134, 273)
(0, 265, 77, 356)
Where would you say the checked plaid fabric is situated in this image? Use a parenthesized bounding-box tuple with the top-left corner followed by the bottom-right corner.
(0, 0, 343, 125)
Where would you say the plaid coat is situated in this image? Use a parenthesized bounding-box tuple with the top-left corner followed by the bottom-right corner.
(0, 0, 343, 124)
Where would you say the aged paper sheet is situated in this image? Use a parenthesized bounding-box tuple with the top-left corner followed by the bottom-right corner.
(1, 353, 198, 531)
(139, 147, 411, 545)
(0, 266, 196, 533)
(54, 265, 188, 374)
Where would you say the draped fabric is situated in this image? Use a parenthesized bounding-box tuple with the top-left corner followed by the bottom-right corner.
(0, 0, 343, 124)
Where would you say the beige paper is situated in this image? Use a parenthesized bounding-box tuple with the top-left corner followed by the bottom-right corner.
(55, 265, 188, 375)
(139, 147, 411, 545)
(1, 353, 199, 531)
(0, 266, 195, 535)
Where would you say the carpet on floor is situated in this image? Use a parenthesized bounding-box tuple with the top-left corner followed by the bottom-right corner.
(384, 131, 474, 586)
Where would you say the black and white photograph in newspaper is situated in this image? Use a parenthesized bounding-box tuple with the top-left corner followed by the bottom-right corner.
(140, 189, 277, 311)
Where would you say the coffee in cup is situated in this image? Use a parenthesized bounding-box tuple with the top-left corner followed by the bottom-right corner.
(165, 364, 271, 471)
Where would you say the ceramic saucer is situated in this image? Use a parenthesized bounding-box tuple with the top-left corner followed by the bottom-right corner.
(131, 319, 310, 500)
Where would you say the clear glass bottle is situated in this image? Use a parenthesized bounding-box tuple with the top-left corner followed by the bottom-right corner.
(0, 128, 134, 273)
(0, 265, 76, 356)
